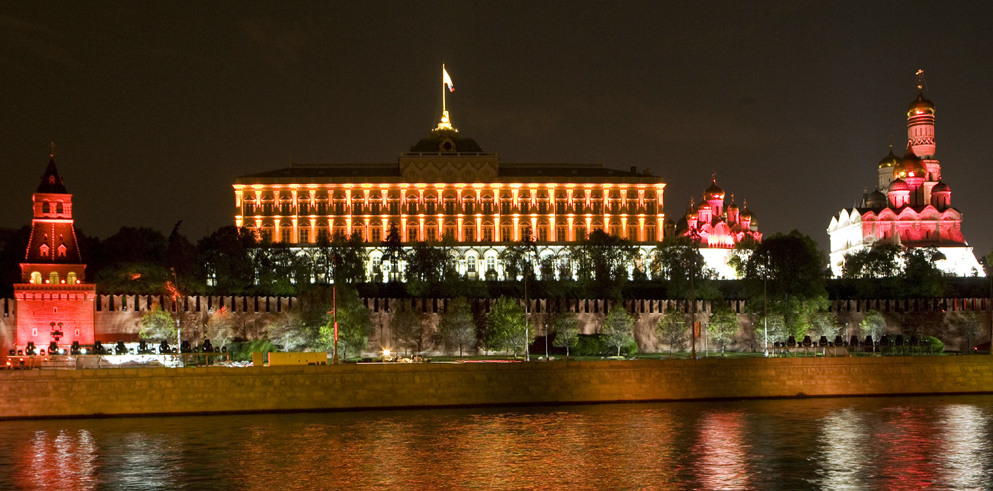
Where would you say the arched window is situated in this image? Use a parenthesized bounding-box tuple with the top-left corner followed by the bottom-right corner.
(30, 272, 42, 284)
(67, 272, 77, 284)
(466, 255, 477, 273)
(49, 272, 59, 284)
(56, 202, 64, 214)
(42, 202, 50, 213)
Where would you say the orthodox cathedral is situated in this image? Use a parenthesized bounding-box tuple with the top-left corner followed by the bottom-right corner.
(827, 75, 984, 277)
(672, 178, 762, 279)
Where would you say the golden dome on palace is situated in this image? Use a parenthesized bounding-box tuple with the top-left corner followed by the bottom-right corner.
(907, 92, 935, 117)
(703, 180, 724, 200)
(893, 150, 927, 180)
(877, 147, 901, 169)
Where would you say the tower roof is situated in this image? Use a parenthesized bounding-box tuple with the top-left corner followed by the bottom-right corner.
(37, 158, 68, 194)
(703, 179, 724, 200)
(907, 92, 935, 117)
(877, 146, 901, 169)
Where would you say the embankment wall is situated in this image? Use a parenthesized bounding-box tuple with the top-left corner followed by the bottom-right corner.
(2, 356, 993, 420)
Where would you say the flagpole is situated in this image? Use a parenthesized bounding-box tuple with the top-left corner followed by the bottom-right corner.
(442, 63, 447, 112)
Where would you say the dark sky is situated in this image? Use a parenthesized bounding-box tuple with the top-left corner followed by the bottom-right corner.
(2, 1, 991, 258)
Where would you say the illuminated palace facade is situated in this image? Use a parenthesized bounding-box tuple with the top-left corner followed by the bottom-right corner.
(827, 78, 984, 277)
(674, 177, 761, 279)
(234, 112, 665, 281)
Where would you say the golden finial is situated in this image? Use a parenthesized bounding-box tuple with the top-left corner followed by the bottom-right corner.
(49, 142, 58, 158)
(434, 110, 457, 133)
(915, 69, 925, 92)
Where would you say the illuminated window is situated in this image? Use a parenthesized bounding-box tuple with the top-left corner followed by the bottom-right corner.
(556, 226, 566, 241)
(464, 226, 474, 242)
(371, 228, 381, 242)
(407, 227, 418, 242)
(67, 272, 77, 284)
(49, 272, 59, 284)
(483, 227, 493, 242)
(30, 272, 42, 284)
(501, 226, 512, 242)
(486, 256, 496, 273)
(426, 226, 437, 242)
(299, 228, 309, 243)
(42, 202, 50, 213)
(466, 255, 477, 273)
(538, 226, 548, 242)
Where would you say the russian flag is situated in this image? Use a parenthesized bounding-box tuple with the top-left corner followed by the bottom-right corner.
(443, 67, 455, 92)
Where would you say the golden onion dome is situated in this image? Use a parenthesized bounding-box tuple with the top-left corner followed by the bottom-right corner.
(727, 201, 739, 212)
(703, 179, 724, 200)
(877, 147, 901, 169)
(893, 149, 927, 180)
(907, 92, 935, 117)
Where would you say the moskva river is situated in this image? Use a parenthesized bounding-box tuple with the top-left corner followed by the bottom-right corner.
(2, 395, 992, 490)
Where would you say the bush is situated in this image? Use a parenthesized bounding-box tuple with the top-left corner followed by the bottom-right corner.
(925, 336, 944, 354)
(575, 334, 608, 356)
(229, 339, 278, 362)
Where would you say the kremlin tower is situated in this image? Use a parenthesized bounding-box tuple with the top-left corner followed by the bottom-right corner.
(827, 73, 984, 277)
(674, 176, 762, 278)
(11, 154, 96, 355)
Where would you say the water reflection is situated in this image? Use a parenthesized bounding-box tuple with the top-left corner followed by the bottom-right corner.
(1, 396, 993, 490)
(694, 411, 751, 490)
(815, 408, 869, 490)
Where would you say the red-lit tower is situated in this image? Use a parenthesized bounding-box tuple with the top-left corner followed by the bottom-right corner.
(12, 157, 96, 354)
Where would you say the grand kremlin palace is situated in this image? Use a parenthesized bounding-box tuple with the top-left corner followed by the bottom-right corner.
(233, 110, 667, 281)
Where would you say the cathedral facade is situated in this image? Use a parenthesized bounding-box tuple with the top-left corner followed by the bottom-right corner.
(233, 110, 666, 281)
(827, 80, 984, 277)
(673, 178, 761, 279)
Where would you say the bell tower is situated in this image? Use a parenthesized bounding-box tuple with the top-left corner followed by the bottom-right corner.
(12, 153, 96, 355)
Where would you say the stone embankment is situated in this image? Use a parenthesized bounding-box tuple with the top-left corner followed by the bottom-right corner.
(2, 356, 993, 420)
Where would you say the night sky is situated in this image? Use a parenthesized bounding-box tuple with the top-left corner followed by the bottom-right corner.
(2, 1, 991, 258)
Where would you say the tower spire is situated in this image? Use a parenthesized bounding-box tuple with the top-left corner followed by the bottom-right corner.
(915, 69, 925, 93)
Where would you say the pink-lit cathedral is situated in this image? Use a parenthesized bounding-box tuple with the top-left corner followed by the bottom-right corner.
(828, 74, 984, 277)
(672, 177, 761, 279)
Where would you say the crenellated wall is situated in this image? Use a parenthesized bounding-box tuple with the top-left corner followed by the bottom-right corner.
(2, 296, 990, 358)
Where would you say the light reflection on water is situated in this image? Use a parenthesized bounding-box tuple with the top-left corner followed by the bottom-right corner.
(1, 395, 992, 490)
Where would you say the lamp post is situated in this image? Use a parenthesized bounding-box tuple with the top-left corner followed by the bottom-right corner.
(524, 269, 530, 362)
(763, 257, 769, 357)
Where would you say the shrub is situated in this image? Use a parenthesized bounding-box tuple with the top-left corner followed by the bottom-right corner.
(229, 339, 278, 362)
(575, 334, 608, 356)
(925, 336, 944, 354)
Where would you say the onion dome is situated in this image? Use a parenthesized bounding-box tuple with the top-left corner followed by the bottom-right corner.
(685, 199, 697, 220)
(703, 179, 724, 200)
(727, 201, 739, 212)
(893, 149, 927, 180)
(888, 178, 909, 192)
(877, 146, 901, 169)
(932, 181, 950, 193)
(907, 92, 935, 117)
(739, 207, 752, 220)
(867, 189, 887, 208)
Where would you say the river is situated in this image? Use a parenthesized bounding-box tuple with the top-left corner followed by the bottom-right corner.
(1, 395, 992, 490)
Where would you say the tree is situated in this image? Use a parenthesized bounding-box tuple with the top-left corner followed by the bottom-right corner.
(499, 226, 537, 281)
(381, 222, 406, 282)
(551, 312, 580, 356)
(139, 304, 177, 341)
(204, 306, 237, 350)
(708, 303, 738, 354)
(318, 287, 371, 359)
(859, 310, 887, 342)
(842, 243, 902, 279)
(739, 230, 828, 338)
(405, 242, 451, 295)
(566, 229, 638, 299)
(486, 297, 530, 357)
(602, 304, 635, 356)
(899, 248, 947, 298)
(438, 297, 477, 358)
(197, 226, 255, 294)
(651, 236, 718, 300)
(949, 310, 982, 353)
(656, 308, 687, 355)
(391, 301, 426, 356)
(810, 312, 840, 341)
(266, 312, 310, 352)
